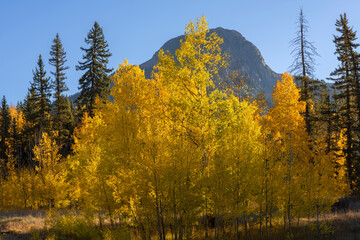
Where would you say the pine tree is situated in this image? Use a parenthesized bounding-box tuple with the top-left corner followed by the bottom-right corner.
(49, 34, 73, 156)
(9, 117, 20, 166)
(317, 84, 337, 154)
(289, 8, 320, 135)
(0, 96, 11, 178)
(22, 55, 52, 165)
(62, 97, 75, 156)
(7, 106, 25, 168)
(22, 90, 37, 165)
(76, 21, 113, 118)
(70, 99, 75, 117)
(49, 34, 69, 104)
(31, 55, 52, 135)
(330, 13, 360, 191)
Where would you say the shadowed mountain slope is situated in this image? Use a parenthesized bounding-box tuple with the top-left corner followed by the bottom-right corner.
(139, 27, 282, 99)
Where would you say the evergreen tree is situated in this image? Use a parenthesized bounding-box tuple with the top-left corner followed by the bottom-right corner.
(22, 89, 36, 165)
(289, 8, 320, 135)
(0, 96, 11, 178)
(65, 97, 75, 128)
(76, 21, 113, 118)
(330, 13, 360, 191)
(61, 97, 75, 156)
(31, 55, 52, 135)
(22, 89, 37, 133)
(22, 55, 52, 165)
(49, 34, 69, 99)
(9, 117, 20, 166)
(317, 83, 337, 154)
(70, 99, 75, 117)
(49, 34, 73, 156)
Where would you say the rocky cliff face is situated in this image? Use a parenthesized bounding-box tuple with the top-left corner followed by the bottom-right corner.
(140, 27, 281, 100)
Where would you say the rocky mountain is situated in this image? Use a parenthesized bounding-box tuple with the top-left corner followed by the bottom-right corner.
(140, 27, 281, 100)
(70, 27, 281, 104)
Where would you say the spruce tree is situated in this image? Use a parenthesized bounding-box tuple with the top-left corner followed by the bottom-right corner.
(76, 21, 113, 118)
(23, 54, 52, 163)
(60, 97, 75, 156)
(330, 13, 360, 191)
(0, 96, 11, 178)
(22, 89, 36, 164)
(32, 55, 52, 134)
(70, 99, 75, 117)
(23, 90, 37, 132)
(317, 84, 337, 154)
(289, 8, 319, 135)
(10, 117, 20, 167)
(49, 34, 73, 155)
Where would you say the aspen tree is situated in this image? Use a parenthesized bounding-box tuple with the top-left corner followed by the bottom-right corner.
(33, 132, 69, 208)
(155, 16, 227, 237)
(268, 73, 307, 239)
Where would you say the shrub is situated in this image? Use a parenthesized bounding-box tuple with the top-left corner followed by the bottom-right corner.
(102, 226, 131, 240)
(49, 214, 100, 240)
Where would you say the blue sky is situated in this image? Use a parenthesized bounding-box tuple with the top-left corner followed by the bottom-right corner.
(1, 0, 360, 105)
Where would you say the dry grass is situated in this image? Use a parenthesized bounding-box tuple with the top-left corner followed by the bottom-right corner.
(325, 209, 360, 222)
(322, 211, 360, 240)
(0, 210, 46, 237)
(1, 210, 360, 239)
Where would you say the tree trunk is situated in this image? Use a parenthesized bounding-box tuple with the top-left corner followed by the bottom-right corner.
(154, 172, 163, 240)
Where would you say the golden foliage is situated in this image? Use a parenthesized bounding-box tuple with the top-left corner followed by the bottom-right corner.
(0, 17, 348, 239)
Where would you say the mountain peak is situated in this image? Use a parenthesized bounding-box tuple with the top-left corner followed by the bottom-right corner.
(140, 27, 281, 99)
